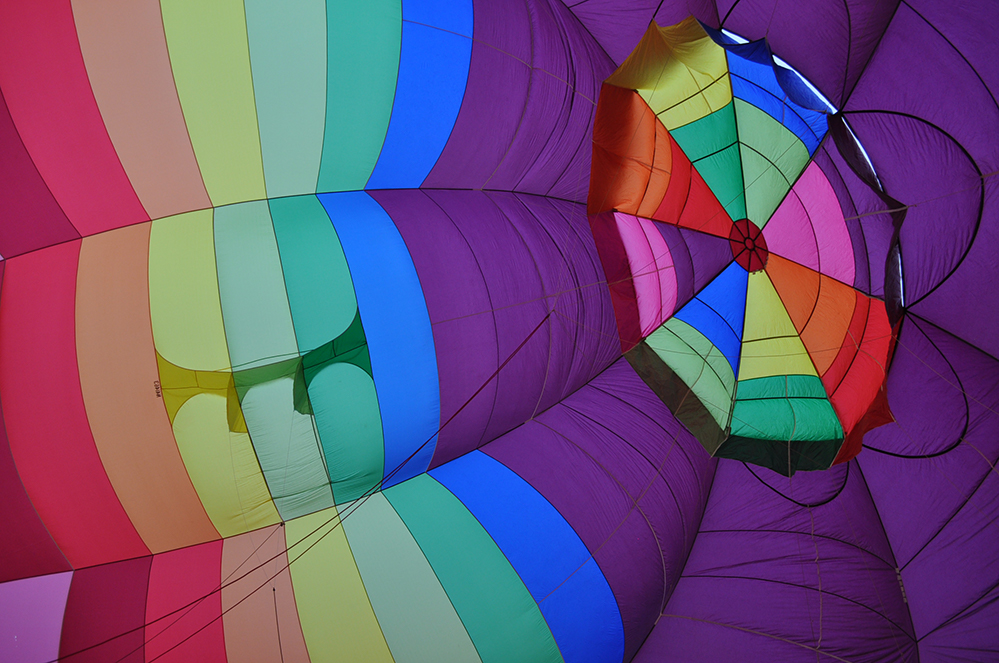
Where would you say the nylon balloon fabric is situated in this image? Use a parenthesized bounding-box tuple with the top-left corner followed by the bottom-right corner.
(0, 2, 997, 663)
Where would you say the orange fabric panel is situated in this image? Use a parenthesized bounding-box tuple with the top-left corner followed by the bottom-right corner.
(767, 255, 856, 375)
(636, 120, 674, 218)
(588, 84, 658, 216)
(222, 526, 311, 663)
(76, 223, 219, 553)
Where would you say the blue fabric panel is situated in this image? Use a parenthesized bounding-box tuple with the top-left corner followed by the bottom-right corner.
(317, 192, 440, 487)
(431, 450, 625, 663)
(365, 1, 473, 189)
(675, 262, 748, 373)
(402, 0, 473, 37)
(727, 52, 828, 154)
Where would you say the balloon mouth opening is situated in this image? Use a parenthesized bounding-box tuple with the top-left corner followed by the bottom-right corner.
(729, 219, 768, 272)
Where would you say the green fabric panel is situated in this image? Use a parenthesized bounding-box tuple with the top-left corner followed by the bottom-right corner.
(160, 0, 266, 206)
(384, 474, 563, 663)
(285, 508, 395, 662)
(715, 435, 841, 476)
(213, 201, 299, 371)
(670, 102, 738, 160)
(317, 0, 402, 192)
(244, 0, 327, 198)
(309, 362, 384, 503)
(644, 318, 736, 432)
(734, 99, 809, 227)
(671, 103, 746, 221)
(269, 195, 358, 353)
(693, 144, 747, 221)
(341, 493, 482, 663)
(735, 374, 827, 401)
(237, 377, 334, 519)
(731, 375, 843, 443)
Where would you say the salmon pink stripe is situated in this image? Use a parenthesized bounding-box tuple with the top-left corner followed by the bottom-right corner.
(0, 0, 149, 236)
(0, 242, 148, 568)
(615, 213, 677, 337)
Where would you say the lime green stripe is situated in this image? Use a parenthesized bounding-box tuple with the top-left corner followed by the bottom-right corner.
(317, 0, 401, 192)
(384, 474, 563, 663)
(244, 0, 327, 197)
(161, 0, 266, 206)
(285, 507, 394, 662)
(148, 210, 230, 371)
(645, 318, 736, 431)
(341, 494, 482, 663)
(269, 195, 358, 353)
(734, 99, 809, 227)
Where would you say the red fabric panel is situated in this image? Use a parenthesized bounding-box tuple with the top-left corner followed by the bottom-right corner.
(0, 87, 79, 259)
(0, 0, 148, 237)
(652, 135, 733, 237)
(822, 295, 869, 395)
(0, 242, 149, 568)
(829, 300, 893, 436)
(0, 260, 71, 583)
(590, 211, 642, 352)
(59, 556, 152, 663)
(145, 540, 227, 663)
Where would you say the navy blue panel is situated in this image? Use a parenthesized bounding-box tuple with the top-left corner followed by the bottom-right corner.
(431, 450, 625, 663)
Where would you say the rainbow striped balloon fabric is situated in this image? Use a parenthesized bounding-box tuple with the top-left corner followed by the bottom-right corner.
(1, 1, 998, 663)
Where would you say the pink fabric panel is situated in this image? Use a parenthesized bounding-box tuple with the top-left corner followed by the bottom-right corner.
(762, 186, 820, 271)
(0, 0, 149, 236)
(145, 540, 227, 663)
(0, 572, 73, 663)
(0, 242, 148, 568)
(614, 213, 676, 337)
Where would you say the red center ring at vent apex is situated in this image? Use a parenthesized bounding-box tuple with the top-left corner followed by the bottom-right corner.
(729, 218, 769, 272)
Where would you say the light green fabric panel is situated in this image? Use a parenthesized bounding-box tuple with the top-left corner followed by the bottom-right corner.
(731, 375, 843, 442)
(317, 0, 401, 192)
(384, 474, 563, 663)
(238, 377, 334, 519)
(285, 508, 394, 662)
(309, 362, 384, 503)
(645, 318, 736, 430)
(269, 195, 358, 353)
(671, 102, 746, 221)
(734, 98, 809, 227)
(341, 493, 482, 663)
(213, 201, 299, 371)
(160, 0, 266, 206)
(244, 0, 327, 198)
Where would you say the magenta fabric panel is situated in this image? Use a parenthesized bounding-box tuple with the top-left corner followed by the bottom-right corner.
(484, 359, 716, 661)
(639, 459, 916, 662)
(0, 572, 72, 663)
(372, 189, 619, 468)
(0, 87, 79, 259)
(0, 0, 149, 237)
(59, 556, 152, 663)
(145, 541, 226, 663)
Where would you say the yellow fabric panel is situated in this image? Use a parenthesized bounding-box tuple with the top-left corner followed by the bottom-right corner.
(160, 0, 266, 206)
(605, 18, 731, 131)
(148, 210, 231, 371)
(171, 393, 280, 537)
(739, 271, 818, 381)
(286, 507, 395, 663)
